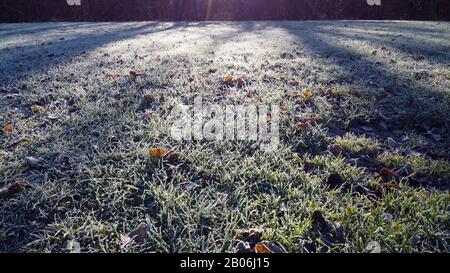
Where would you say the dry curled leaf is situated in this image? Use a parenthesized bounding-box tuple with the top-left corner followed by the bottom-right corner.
(2, 124, 14, 134)
(129, 71, 138, 78)
(208, 68, 218, 74)
(149, 148, 165, 158)
(31, 104, 44, 113)
(298, 117, 317, 129)
(379, 168, 396, 177)
(329, 88, 337, 97)
(304, 89, 313, 99)
(120, 223, 151, 248)
(163, 149, 177, 161)
(254, 241, 287, 254)
(235, 77, 245, 85)
(0, 180, 27, 199)
(224, 74, 233, 83)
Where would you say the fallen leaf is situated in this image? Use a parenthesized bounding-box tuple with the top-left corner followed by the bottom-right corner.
(298, 122, 309, 129)
(254, 241, 287, 253)
(24, 156, 41, 169)
(106, 73, 120, 80)
(235, 77, 245, 85)
(224, 74, 233, 83)
(120, 222, 151, 247)
(298, 117, 317, 129)
(329, 88, 337, 97)
(163, 149, 177, 161)
(31, 104, 44, 113)
(254, 243, 273, 253)
(129, 71, 138, 78)
(379, 168, 396, 177)
(149, 148, 165, 158)
(208, 68, 218, 73)
(10, 135, 29, 147)
(0, 180, 27, 199)
(2, 124, 14, 134)
(304, 89, 313, 99)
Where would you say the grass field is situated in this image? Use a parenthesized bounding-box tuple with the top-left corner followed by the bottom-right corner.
(0, 21, 449, 253)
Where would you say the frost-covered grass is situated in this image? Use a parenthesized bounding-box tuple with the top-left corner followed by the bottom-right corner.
(0, 21, 449, 253)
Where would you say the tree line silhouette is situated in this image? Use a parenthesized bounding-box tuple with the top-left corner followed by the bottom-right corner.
(1, 0, 449, 22)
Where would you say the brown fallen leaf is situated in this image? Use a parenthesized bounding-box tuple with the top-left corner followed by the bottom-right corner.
(235, 77, 245, 85)
(106, 73, 121, 80)
(329, 88, 337, 97)
(2, 124, 14, 134)
(0, 180, 27, 199)
(208, 68, 218, 74)
(149, 148, 165, 158)
(120, 222, 151, 247)
(298, 117, 317, 129)
(304, 89, 313, 99)
(379, 168, 396, 177)
(129, 71, 138, 78)
(224, 74, 233, 83)
(254, 241, 287, 253)
(31, 104, 44, 113)
(163, 149, 178, 161)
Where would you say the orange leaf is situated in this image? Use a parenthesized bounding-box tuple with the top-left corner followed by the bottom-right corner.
(254, 241, 287, 253)
(329, 88, 337, 97)
(304, 89, 313, 99)
(149, 148, 165, 158)
(254, 243, 274, 254)
(2, 124, 14, 134)
(224, 74, 233, 83)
